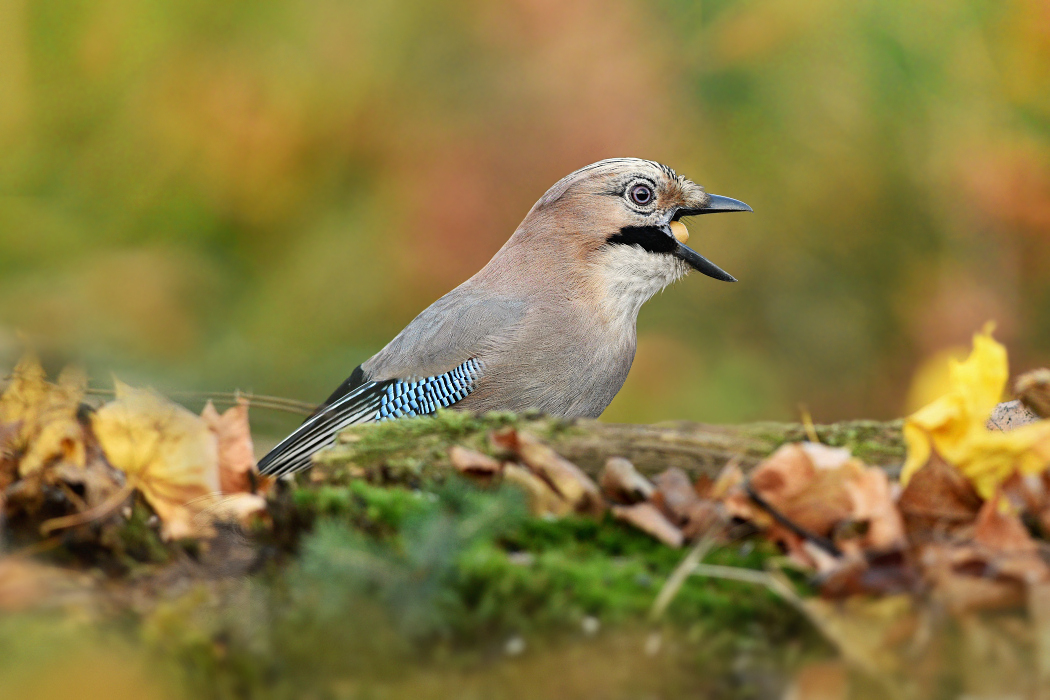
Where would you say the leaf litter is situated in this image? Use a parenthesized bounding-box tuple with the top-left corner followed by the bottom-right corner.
(7, 325, 1050, 696)
(448, 324, 1050, 697)
(0, 353, 268, 599)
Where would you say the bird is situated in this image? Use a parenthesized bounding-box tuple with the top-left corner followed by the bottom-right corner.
(258, 158, 751, 477)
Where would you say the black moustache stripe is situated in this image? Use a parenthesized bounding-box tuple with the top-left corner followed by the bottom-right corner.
(606, 226, 676, 254)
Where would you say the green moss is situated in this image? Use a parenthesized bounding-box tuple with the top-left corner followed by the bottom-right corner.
(97, 497, 173, 570)
(137, 477, 818, 698)
(280, 479, 813, 644)
(743, 419, 905, 465)
(312, 409, 576, 483)
(485, 516, 810, 630)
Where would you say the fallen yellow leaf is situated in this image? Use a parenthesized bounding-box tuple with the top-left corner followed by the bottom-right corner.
(901, 327, 1050, 499)
(92, 381, 220, 539)
(0, 353, 86, 475)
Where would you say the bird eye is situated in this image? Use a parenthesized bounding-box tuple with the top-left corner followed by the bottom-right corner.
(628, 183, 654, 206)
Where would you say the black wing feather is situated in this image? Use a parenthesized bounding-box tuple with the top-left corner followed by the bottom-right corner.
(305, 364, 366, 421)
(258, 379, 394, 477)
(257, 358, 484, 477)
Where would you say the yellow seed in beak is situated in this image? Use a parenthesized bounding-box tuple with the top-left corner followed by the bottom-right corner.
(669, 220, 689, 243)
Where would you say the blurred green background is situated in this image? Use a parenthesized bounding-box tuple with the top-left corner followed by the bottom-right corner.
(2, 0, 1050, 442)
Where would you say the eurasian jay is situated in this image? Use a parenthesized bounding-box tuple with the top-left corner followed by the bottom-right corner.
(259, 158, 751, 476)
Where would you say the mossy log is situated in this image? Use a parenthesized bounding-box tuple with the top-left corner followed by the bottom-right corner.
(313, 411, 905, 484)
(548, 418, 904, 476)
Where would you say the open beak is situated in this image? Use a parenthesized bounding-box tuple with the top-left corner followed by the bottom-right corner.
(668, 194, 751, 282)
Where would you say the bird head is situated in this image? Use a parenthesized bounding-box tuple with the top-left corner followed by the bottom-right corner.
(526, 158, 751, 285)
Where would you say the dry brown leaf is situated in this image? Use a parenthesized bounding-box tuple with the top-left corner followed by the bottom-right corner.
(502, 463, 572, 517)
(487, 428, 604, 514)
(611, 503, 683, 548)
(713, 461, 755, 524)
(49, 459, 124, 512)
(694, 473, 714, 499)
(680, 501, 722, 542)
(0, 354, 87, 476)
(819, 550, 919, 598)
(1002, 470, 1044, 516)
(723, 443, 906, 571)
(515, 432, 604, 516)
(972, 493, 1037, 553)
(652, 467, 700, 522)
(0, 356, 116, 532)
(799, 442, 854, 469)
(488, 426, 519, 454)
(449, 445, 502, 479)
(999, 469, 1050, 550)
(721, 487, 765, 526)
(1031, 473, 1050, 538)
(748, 443, 860, 536)
(599, 457, 653, 504)
(898, 450, 982, 537)
(919, 494, 1050, 614)
(749, 443, 818, 502)
(91, 382, 220, 539)
(922, 543, 1030, 613)
(801, 539, 846, 575)
(200, 399, 257, 494)
(843, 468, 905, 551)
(650, 467, 721, 541)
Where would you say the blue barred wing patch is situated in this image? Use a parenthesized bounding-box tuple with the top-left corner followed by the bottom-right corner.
(258, 358, 483, 477)
(377, 358, 482, 420)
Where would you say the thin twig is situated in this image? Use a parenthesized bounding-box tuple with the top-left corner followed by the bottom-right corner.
(172, 390, 315, 413)
(691, 562, 806, 614)
(692, 561, 903, 696)
(39, 482, 135, 535)
(85, 388, 316, 416)
(691, 563, 771, 586)
(745, 483, 842, 557)
(650, 533, 717, 620)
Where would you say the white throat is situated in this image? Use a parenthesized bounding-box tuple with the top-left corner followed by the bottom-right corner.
(594, 244, 689, 326)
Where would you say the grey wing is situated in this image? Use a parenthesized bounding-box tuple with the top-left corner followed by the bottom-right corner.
(363, 288, 526, 380)
(258, 287, 524, 477)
